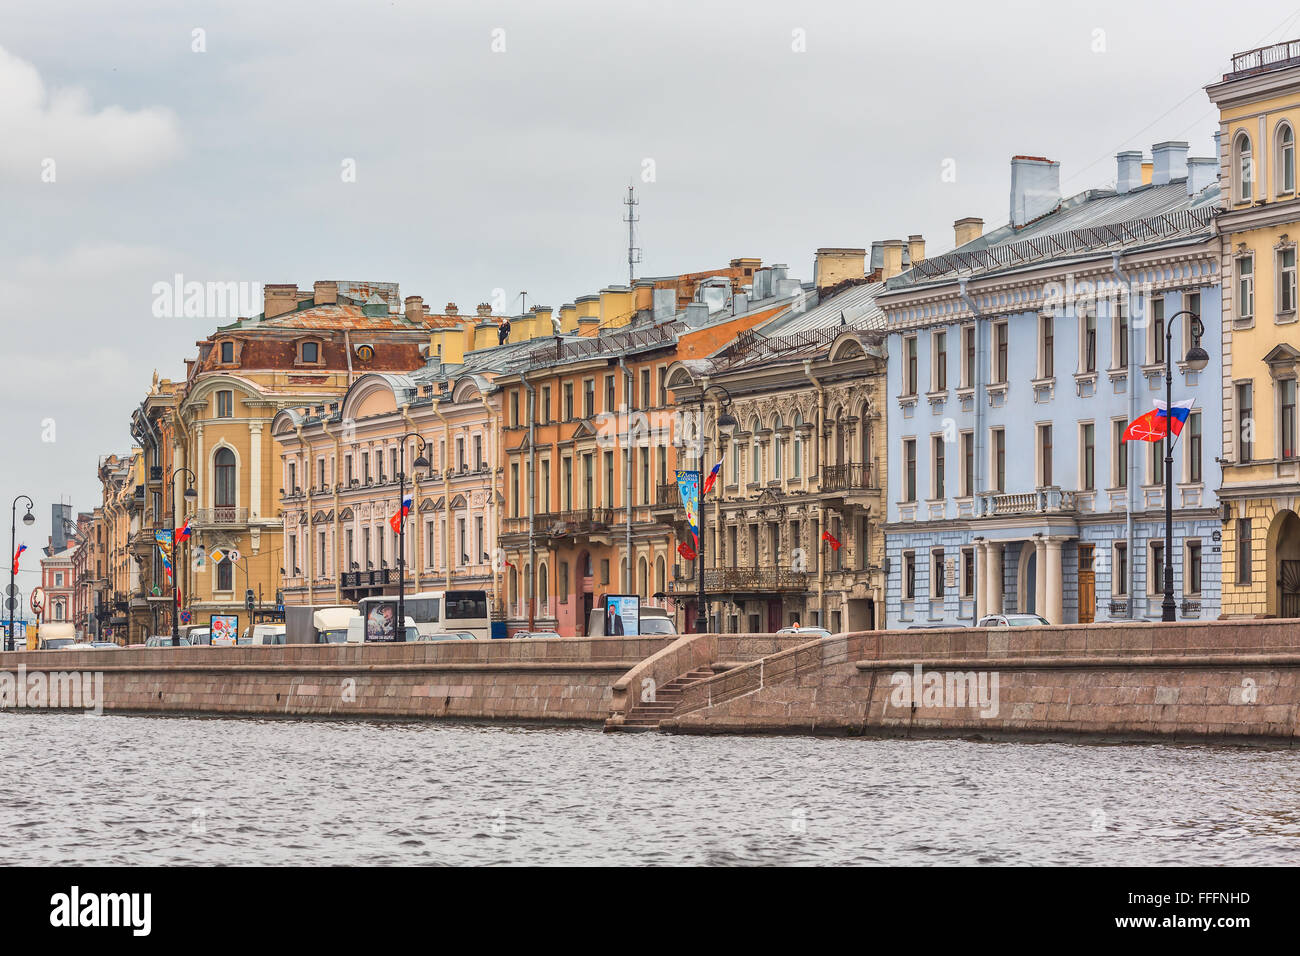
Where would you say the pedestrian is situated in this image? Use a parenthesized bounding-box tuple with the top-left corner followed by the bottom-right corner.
(497, 315, 511, 345)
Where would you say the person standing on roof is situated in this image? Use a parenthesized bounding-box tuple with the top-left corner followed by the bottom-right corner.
(497, 315, 511, 345)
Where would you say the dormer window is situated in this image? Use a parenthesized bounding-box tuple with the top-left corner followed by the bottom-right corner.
(301, 341, 319, 363)
(220, 341, 234, 363)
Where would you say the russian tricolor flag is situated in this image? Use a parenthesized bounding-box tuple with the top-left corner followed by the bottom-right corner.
(1155, 399, 1195, 437)
(389, 496, 413, 534)
(11, 544, 26, 576)
(176, 517, 192, 544)
(701, 458, 724, 495)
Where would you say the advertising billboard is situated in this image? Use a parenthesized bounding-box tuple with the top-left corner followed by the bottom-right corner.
(603, 594, 640, 636)
(365, 602, 398, 642)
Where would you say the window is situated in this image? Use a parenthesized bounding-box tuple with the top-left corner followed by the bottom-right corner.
(991, 428, 1005, 492)
(932, 435, 945, 499)
(1237, 382, 1254, 463)
(1113, 542, 1128, 596)
(345, 455, 353, 484)
(540, 385, 551, 424)
(960, 430, 974, 497)
(473, 434, 483, 469)
(1279, 248, 1297, 316)
(1149, 297, 1165, 365)
(903, 438, 917, 502)
(1237, 254, 1255, 320)
(605, 374, 616, 412)
(319, 531, 328, 575)
(563, 383, 574, 420)
(1183, 292, 1202, 352)
(510, 463, 519, 516)
(903, 551, 916, 600)
(301, 341, 319, 364)
(961, 547, 975, 598)
(932, 549, 945, 599)
(1038, 315, 1054, 378)
(773, 416, 784, 480)
(288, 461, 297, 493)
(792, 413, 803, 478)
(217, 559, 232, 591)
(1037, 423, 1053, 487)
(1280, 123, 1297, 195)
(214, 448, 236, 507)
(220, 341, 233, 363)
(904, 336, 918, 396)
(1188, 412, 1202, 483)
(640, 449, 650, 504)
(658, 367, 667, 406)
(1150, 442, 1164, 486)
(510, 391, 520, 427)
(1280, 378, 1297, 460)
(1186, 540, 1203, 596)
(602, 450, 613, 505)
(993, 321, 1008, 383)
(216, 390, 233, 418)
(640, 368, 651, 408)
(961, 324, 976, 387)
(1082, 310, 1097, 373)
(1081, 423, 1095, 491)
(1236, 131, 1253, 202)
(1236, 518, 1253, 585)
(1149, 541, 1164, 595)
(932, 331, 947, 391)
(1113, 420, 1128, 489)
(1113, 304, 1129, 368)
(583, 378, 595, 418)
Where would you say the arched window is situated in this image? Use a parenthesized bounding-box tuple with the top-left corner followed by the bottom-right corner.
(772, 415, 784, 480)
(792, 412, 803, 478)
(1279, 123, 1296, 196)
(215, 448, 236, 508)
(655, 555, 666, 595)
(750, 417, 762, 483)
(638, 556, 649, 597)
(1236, 132, 1254, 202)
(508, 566, 518, 610)
(538, 562, 549, 613)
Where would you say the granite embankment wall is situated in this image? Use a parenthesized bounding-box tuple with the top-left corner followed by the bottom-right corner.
(664, 620, 1300, 744)
(0, 638, 674, 722)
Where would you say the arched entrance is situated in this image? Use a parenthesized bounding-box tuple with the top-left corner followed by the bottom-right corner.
(1268, 510, 1300, 617)
(577, 549, 594, 634)
(1016, 543, 1038, 614)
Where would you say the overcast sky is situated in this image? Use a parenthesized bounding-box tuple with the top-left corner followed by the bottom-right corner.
(2, 0, 1298, 593)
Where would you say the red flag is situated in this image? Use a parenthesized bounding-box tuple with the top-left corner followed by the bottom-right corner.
(389, 496, 413, 534)
(175, 517, 193, 543)
(677, 541, 697, 561)
(822, 530, 842, 551)
(701, 459, 724, 495)
(11, 544, 26, 575)
(1122, 408, 1166, 443)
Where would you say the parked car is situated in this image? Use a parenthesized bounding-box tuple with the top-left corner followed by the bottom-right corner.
(977, 614, 1051, 628)
(906, 623, 970, 629)
(240, 623, 286, 646)
(775, 625, 833, 640)
(144, 635, 191, 647)
(410, 626, 470, 642)
(182, 626, 211, 645)
(89, 641, 122, 649)
(515, 629, 562, 640)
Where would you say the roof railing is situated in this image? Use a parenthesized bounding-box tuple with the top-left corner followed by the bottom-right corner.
(1227, 39, 1300, 79)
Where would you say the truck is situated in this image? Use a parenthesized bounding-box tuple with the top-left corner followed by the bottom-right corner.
(285, 605, 356, 645)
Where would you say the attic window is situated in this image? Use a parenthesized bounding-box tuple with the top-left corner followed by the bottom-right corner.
(302, 342, 319, 363)
(220, 341, 234, 363)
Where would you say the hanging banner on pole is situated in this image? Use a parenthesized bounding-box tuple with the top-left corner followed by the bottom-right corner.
(676, 470, 700, 547)
(155, 529, 174, 579)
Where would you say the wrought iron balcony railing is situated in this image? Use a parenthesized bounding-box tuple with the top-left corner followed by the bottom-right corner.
(668, 567, 809, 593)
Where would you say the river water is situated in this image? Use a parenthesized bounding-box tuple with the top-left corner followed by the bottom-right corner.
(2, 712, 1297, 865)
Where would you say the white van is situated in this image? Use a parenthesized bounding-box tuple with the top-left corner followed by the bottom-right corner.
(241, 623, 286, 646)
(37, 622, 77, 650)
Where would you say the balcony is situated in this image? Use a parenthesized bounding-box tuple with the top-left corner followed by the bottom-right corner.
(1226, 40, 1300, 80)
(340, 569, 397, 589)
(502, 508, 614, 537)
(822, 461, 876, 492)
(194, 506, 250, 527)
(977, 488, 1077, 517)
(668, 567, 809, 594)
(654, 483, 680, 508)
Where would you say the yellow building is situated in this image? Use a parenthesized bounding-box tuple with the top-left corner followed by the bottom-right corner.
(1207, 41, 1300, 617)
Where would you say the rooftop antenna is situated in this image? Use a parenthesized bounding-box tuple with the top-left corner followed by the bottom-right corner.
(623, 185, 641, 287)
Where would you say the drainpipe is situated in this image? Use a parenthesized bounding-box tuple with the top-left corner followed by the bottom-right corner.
(479, 391, 499, 620)
(344, 330, 354, 387)
(400, 403, 422, 595)
(959, 277, 987, 609)
(521, 371, 537, 628)
(805, 359, 827, 625)
(1112, 252, 1136, 618)
(431, 400, 453, 590)
(618, 357, 633, 592)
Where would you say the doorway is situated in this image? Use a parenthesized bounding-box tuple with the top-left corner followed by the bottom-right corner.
(1078, 544, 1095, 624)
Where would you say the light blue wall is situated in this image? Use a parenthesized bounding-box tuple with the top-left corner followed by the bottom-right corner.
(883, 267, 1224, 628)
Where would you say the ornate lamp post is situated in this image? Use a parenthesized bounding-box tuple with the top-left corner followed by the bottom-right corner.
(169, 468, 198, 646)
(396, 432, 431, 641)
(6, 496, 35, 652)
(693, 385, 737, 633)
(1161, 311, 1209, 622)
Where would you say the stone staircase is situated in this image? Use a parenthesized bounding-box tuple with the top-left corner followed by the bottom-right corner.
(616, 667, 716, 731)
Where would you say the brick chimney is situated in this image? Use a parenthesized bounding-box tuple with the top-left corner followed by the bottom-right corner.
(313, 281, 337, 306)
(954, 218, 984, 247)
(404, 295, 424, 322)
(445, 302, 458, 316)
(476, 303, 492, 318)
(263, 284, 299, 319)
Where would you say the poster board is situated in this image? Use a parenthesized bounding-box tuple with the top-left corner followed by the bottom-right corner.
(602, 594, 640, 636)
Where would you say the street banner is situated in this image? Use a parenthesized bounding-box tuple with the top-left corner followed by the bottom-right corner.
(155, 529, 174, 579)
(676, 470, 700, 547)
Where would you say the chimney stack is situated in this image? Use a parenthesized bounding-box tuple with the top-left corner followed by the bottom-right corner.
(1151, 141, 1189, 186)
(263, 284, 299, 319)
(813, 248, 866, 289)
(1115, 151, 1143, 194)
(476, 302, 492, 318)
(404, 295, 424, 323)
(1009, 155, 1061, 227)
(881, 240, 905, 280)
(445, 302, 459, 316)
(1187, 157, 1218, 196)
(907, 235, 925, 266)
(313, 281, 338, 306)
(953, 218, 984, 247)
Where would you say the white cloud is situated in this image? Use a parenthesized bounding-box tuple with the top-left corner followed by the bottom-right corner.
(0, 44, 182, 179)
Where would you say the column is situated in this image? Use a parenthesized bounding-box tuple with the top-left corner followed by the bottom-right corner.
(973, 542, 987, 619)
(1045, 538, 1064, 624)
(1034, 537, 1047, 616)
(990, 542, 1004, 615)
(248, 422, 263, 518)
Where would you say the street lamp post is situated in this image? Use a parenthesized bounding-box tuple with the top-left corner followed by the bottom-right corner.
(6, 496, 35, 652)
(169, 468, 198, 646)
(396, 432, 431, 641)
(1161, 310, 1209, 622)
(693, 384, 737, 633)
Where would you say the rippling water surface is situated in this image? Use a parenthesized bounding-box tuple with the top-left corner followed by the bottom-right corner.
(2, 712, 1297, 865)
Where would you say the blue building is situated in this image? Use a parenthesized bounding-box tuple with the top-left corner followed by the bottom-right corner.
(880, 146, 1224, 627)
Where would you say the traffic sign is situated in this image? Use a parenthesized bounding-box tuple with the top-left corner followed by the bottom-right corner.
(227, 548, 242, 564)
(3, 598, 16, 611)
(209, 547, 226, 564)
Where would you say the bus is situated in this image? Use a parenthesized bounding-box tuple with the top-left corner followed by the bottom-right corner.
(356, 590, 490, 641)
